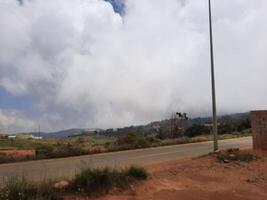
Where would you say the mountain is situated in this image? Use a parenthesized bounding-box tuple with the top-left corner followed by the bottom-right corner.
(29, 129, 90, 139)
(45, 129, 86, 138)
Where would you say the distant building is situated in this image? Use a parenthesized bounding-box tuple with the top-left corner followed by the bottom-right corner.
(251, 110, 267, 150)
(30, 135, 43, 140)
(8, 135, 16, 139)
(17, 134, 43, 140)
(204, 122, 221, 127)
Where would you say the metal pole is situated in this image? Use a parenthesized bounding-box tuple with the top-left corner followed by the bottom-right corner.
(38, 124, 40, 138)
(208, 0, 218, 151)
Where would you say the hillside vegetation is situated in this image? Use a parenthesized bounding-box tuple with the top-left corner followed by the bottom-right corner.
(0, 112, 251, 164)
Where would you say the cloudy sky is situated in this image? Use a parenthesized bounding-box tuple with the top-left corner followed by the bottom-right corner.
(0, 0, 266, 133)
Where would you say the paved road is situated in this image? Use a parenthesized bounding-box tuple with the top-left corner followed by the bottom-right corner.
(0, 137, 252, 182)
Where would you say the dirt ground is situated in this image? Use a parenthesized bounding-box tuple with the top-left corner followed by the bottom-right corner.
(67, 150, 267, 200)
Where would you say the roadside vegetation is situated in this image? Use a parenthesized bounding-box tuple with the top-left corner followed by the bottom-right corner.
(216, 148, 257, 163)
(73, 165, 147, 195)
(0, 177, 61, 200)
(0, 136, 115, 164)
(0, 166, 148, 200)
(0, 131, 251, 164)
(0, 117, 251, 164)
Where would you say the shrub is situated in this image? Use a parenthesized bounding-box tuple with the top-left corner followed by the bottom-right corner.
(236, 153, 255, 162)
(116, 133, 137, 146)
(136, 138, 150, 148)
(184, 125, 210, 137)
(35, 145, 54, 158)
(146, 136, 161, 144)
(126, 166, 148, 180)
(36, 143, 88, 159)
(218, 124, 234, 135)
(156, 129, 168, 140)
(216, 149, 256, 163)
(116, 133, 151, 149)
(73, 166, 148, 195)
(74, 168, 113, 193)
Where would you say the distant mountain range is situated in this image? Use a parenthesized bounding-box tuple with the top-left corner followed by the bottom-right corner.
(27, 128, 101, 139)
(20, 112, 250, 139)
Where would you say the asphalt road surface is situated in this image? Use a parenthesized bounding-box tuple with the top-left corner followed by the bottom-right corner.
(0, 137, 252, 182)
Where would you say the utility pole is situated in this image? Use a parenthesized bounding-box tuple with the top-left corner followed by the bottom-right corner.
(38, 124, 40, 138)
(208, 0, 218, 151)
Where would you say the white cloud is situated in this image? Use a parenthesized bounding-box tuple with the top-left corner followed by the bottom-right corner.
(0, 0, 267, 131)
(0, 109, 37, 133)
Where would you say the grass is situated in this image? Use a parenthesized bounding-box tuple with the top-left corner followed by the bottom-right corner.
(0, 176, 61, 200)
(0, 166, 148, 199)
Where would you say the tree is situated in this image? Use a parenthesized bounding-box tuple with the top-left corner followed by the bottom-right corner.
(184, 125, 210, 137)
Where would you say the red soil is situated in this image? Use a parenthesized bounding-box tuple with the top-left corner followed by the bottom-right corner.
(66, 150, 267, 200)
(0, 150, 35, 158)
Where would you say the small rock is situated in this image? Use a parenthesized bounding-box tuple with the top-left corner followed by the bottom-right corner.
(53, 180, 70, 190)
(223, 159, 229, 163)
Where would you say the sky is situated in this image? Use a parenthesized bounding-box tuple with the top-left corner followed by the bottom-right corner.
(0, 0, 267, 133)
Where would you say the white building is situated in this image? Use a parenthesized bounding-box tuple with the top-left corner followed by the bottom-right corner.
(30, 135, 43, 140)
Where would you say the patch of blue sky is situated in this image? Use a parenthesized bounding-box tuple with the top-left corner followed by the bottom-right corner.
(105, 0, 125, 15)
(0, 87, 35, 110)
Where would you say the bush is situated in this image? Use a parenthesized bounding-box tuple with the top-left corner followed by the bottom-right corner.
(236, 153, 255, 162)
(35, 145, 54, 158)
(136, 137, 150, 148)
(116, 133, 137, 146)
(36, 143, 88, 159)
(184, 125, 210, 137)
(126, 166, 148, 180)
(218, 124, 234, 135)
(116, 133, 151, 149)
(216, 149, 256, 163)
(74, 168, 113, 193)
(156, 129, 168, 140)
(73, 166, 148, 195)
(146, 136, 161, 144)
